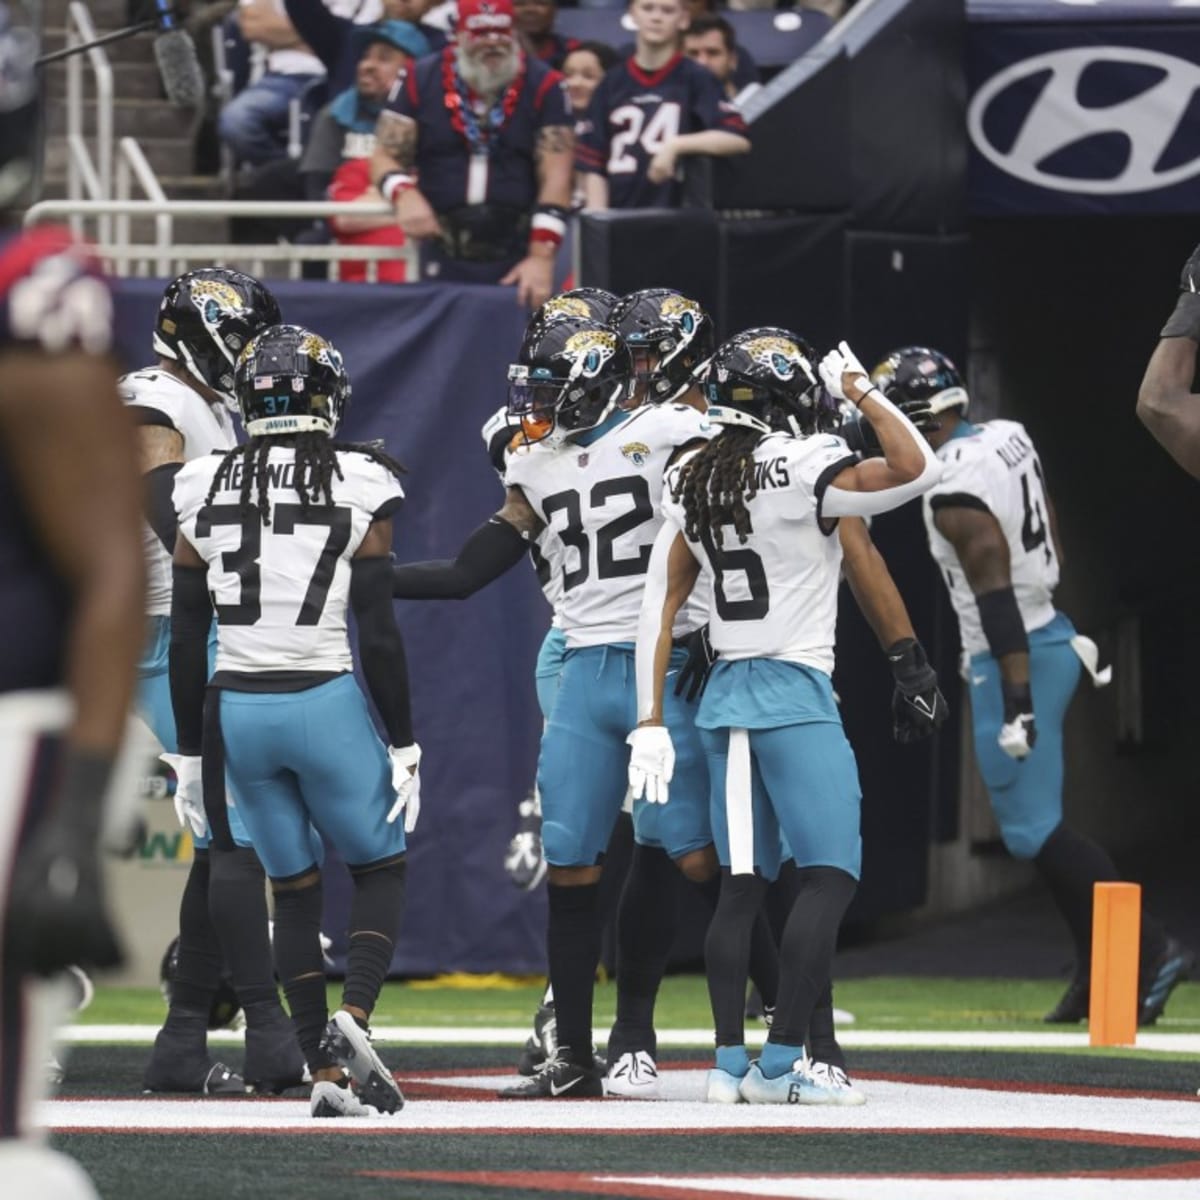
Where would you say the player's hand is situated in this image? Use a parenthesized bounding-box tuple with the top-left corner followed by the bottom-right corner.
(387, 743, 422, 832)
(500, 253, 553, 310)
(395, 188, 441, 239)
(999, 680, 1037, 759)
(6, 798, 124, 976)
(160, 753, 207, 839)
(674, 625, 716, 703)
(647, 140, 679, 185)
(1161, 242, 1200, 339)
(819, 341, 871, 404)
(626, 724, 675, 805)
(887, 638, 949, 743)
(1180, 242, 1200, 293)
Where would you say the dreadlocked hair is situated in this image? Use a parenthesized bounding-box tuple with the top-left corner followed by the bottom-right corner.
(671, 426, 764, 548)
(204, 434, 407, 525)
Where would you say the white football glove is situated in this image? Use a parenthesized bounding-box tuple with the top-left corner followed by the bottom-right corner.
(818, 340, 871, 403)
(626, 725, 675, 806)
(998, 713, 1037, 760)
(387, 744, 422, 832)
(160, 752, 207, 839)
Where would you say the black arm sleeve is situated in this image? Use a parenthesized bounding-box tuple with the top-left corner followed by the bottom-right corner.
(391, 517, 529, 600)
(352, 556, 414, 747)
(169, 564, 214, 756)
(282, 0, 349, 75)
(145, 462, 183, 554)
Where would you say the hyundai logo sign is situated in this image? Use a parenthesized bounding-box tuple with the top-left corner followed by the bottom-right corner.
(968, 45, 1200, 195)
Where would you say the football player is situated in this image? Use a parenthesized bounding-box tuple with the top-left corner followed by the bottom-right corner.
(169, 325, 418, 1119)
(1138, 241, 1200, 479)
(128, 269, 306, 1097)
(0, 220, 142, 1195)
(876, 345, 1194, 1025)
(576, 0, 749, 210)
(608, 287, 715, 408)
(630, 332, 940, 1104)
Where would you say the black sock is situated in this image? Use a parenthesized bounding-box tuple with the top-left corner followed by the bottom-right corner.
(806, 979, 844, 1070)
(164, 850, 221, 1039)
(547, 881, 602, 1066)
(703, 870, 768, 1048)
(611, 845, 681, 1059)
(1034, 823, 1167, 977)
(208, 846, 281, 1026)
(771, 867, 856, 1048)
(272, 878, 329, 1070)
(343, 859, 406, 1016)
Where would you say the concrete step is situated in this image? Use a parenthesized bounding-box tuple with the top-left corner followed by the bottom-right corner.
(45, 60, 166, 100)
(42, 25, 159, 65)
(46, 97, 198, 139)
(44, 133, 195, 177)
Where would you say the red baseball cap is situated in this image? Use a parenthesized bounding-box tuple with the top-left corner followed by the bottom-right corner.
(457, 0, 515, 36)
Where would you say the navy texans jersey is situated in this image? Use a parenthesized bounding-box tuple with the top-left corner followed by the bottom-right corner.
(384, 48, 570, 215)
(576, 53, 747, 209)
(0, 228, 113, 693)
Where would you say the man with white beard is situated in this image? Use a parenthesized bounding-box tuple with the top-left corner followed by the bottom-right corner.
(370, 0, 574, 307)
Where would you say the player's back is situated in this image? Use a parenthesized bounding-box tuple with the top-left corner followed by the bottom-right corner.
(665, 431, 852, 674)
(506, 402, 711, 646)
(121, 368, 237, 617)
(174, 445, 404, 677)
(923, 419, 1059, 654)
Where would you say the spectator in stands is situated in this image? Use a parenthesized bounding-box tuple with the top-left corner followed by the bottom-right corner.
(218, 0, 342, 168)
(683, 14, 757, 101)
(577, 0, 749, 210)
(369, 0, 574, 307)
(670, 0, 760, 92)
(514, 0, 577, 70)
(300, 20, 429, 281)
(561, 40, 617, 116)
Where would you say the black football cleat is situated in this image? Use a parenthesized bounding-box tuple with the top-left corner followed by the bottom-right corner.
(1043, 975, 1090, 1024)
(499, 1051, 603, 1099)
(1139, 937, 1195, 1027)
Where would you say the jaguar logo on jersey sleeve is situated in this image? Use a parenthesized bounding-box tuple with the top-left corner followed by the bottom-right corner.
(745, 335, 815, 385)
(557, 329, 617, 378)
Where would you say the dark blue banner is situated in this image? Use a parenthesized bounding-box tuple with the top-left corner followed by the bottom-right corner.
(115, 280, 550, 976)
(967, 18, 1200, 214)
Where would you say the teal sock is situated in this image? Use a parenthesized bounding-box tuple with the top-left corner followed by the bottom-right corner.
(715, 1045, 749, 1077)
(760, 1039, 804, 1079)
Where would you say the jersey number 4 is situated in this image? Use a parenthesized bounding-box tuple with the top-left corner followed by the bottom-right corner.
(608, 102, 681, 175)
(195, 503, 352, 625)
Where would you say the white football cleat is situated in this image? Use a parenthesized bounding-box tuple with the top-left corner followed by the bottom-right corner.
(604, 1050, 660, 1099)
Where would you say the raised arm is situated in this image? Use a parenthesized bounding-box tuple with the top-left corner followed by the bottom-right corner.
(391, 486, 545, 599)
(1137, 337, 1200, 480)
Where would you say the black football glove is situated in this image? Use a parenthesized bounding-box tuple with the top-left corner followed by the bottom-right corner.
(4, 750, 124, 976)
(841, 399, 941, 457)
(674, 624, 716, 703)
(1161, 243, 1200, 341)
(887, 637, 949, 744)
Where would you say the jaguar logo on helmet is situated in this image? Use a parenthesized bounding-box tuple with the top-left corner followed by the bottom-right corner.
(558, 329, 617, 378)
(300, 331, 344, 373)
(659, 293, 702, 339)
(190, 279, 250, 329)
(745, 335, 812, 384)
(542, 295, 592, 321)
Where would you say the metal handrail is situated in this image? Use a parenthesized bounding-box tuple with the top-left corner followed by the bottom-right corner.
(65, 1, 114, 246)
(25, 198, 419, 282)
(115, 138, 172, 277)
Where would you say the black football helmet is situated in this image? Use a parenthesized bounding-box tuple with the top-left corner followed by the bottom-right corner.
(607, 288, 715, 404)
(235, 324, 350, 438)
(153, 268, 281, 408)
(702, 327, 834, 437)
(871, 346, 968, 416)
(160, 936, 241, 1030)
(533, 287, 619, 327)
(507, 316, 633, 447)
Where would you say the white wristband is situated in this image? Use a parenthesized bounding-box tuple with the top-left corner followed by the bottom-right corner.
(380, 172, 415, 205)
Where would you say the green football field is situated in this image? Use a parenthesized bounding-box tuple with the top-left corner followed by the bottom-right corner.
(45, 973, 1200, 1200)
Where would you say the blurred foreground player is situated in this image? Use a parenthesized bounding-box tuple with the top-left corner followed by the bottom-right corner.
(0, 19, 146, 1187)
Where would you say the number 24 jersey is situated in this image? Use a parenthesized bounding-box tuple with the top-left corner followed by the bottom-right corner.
(922, 419, 1060, 657)
(174, 447, 405, 676)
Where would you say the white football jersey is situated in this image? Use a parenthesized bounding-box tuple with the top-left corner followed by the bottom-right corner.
(174, 446, 405, 675)
(662, 431, 857, 675)
(505, 404, 713, 648)
(922, 419, 1060, 657)
(121, 367, 238, 617)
